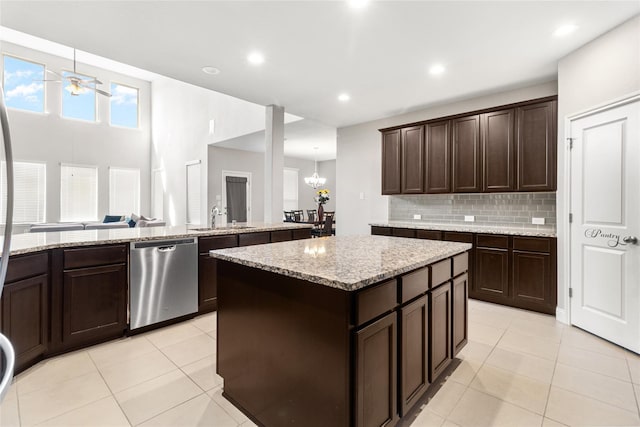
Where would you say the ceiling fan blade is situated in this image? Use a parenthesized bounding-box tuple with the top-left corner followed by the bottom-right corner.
(78, 83, 112, 97)
(93, 87, 112, 97)
(37, 79, 62, 82)
(78, 77, 102, 84)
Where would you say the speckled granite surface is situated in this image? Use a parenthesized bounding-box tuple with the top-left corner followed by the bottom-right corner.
(210, 235, 471, 291)
(370, 221, 556, 238)
(2, 222, 313, 256)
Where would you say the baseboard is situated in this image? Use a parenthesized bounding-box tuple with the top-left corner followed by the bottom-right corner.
(555, 307, 569, 325)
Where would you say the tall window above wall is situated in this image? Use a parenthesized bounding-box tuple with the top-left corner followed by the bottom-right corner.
(283, 168, 299, 211)
(0, 161, 46, 224)
(60, 164, 98, 222)
(61, 71, 96, 121)
(2, 55, 45, 113)
(109, 167, 140, 215)
(110, 83, 139, 128)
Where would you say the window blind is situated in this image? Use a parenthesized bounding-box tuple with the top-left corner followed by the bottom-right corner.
(109, 167, 140, 215)
(60, 164, 98, 222)
(0, 161, 46, 224)
(283, 168, 299, 211)
(186, 162, 201, 225)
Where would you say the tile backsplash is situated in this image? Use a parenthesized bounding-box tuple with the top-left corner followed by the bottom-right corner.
(389, 193, 556, 232)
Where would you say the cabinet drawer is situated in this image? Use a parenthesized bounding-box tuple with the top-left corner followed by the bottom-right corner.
(238, 232, 270, 247)
(372, 226, 393, 236)
(400, 267, 429, 303)
(453, 252, 469, 278)
(292, 228, 312, 240)
(431, 258, 451, 288)
(270, 230, 292, 243)
(443, 232, 473, 243)
(416, 230, 442, 240)
(476, 234, 509, 249)
(198, 235, 238, 253)
(392, 228, 416, 238)
(356, 279, 397, 326)
(63, 245, 127, 270)
(513, 237, 551, 253)
(6, 252, 48, 283)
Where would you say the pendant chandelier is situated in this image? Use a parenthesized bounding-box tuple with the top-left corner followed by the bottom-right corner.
(304, 147, 326, 189)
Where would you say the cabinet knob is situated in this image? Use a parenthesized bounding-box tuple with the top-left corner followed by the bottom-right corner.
(623, 236, 638, 245)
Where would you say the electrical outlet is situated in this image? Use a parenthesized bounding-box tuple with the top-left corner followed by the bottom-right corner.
(532, 217, 545, 225)
(413, 214, 421, 220)
(464, 215, 475, 222)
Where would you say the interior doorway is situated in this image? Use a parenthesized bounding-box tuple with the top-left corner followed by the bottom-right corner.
(568, 95, 639, 353)
(221, 170, 251, 224)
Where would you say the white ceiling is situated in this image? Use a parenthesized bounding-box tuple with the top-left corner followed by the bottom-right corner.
(212, 118, 337, 161)
(1, 1, 639, 129)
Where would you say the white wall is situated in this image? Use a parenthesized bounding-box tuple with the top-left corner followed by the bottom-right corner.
(1, 41, 151, 228)
(336, 81, 558, 236)
(318, 159, 336, 212)
(556, 15, 640, 321)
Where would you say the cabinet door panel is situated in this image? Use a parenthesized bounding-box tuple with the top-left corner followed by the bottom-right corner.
(425, 120, 451, 193)
(355, 312, 398, 427)
(199, 255, 218, 313)
(400, 297, 428, 416)
(452, 274, 468, 356)
(62, 264, 127, 347)
(2, 274, 48, 372)
(401, 126, 425, 193)
(382, 130, 402, 195)
(452, 115, 481, 192)
(512, 251, 555, 313)
(429, 282, 452, 382)
(482, 109, 515, 192)
(516, 101, 556, 191)
(474, 248, 509, 300)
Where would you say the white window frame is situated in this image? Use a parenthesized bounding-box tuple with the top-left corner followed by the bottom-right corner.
(60, 163, 98, 222)
(2, 54, 47, 114)
(60, 69, 98, 123)
(109, 81, 140, 129)
(108, 166, 140, 215)
(283, 167, 299, 212)
(0, 160, 47, 224)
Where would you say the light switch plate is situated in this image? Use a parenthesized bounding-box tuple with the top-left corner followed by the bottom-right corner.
(413, 214, 421, 220)
(464, 215, 475, 222)
(359, 192, 365, 200)
(532, 217, 545, 225)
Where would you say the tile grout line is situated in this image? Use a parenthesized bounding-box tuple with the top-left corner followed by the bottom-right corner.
(626, 358, 640, 417)
(87, 347, 134, 427)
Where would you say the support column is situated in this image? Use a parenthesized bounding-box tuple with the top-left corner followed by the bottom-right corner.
(264, 105, 285, 223)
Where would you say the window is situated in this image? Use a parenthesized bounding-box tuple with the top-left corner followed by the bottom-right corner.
(283, 168, 298, 211)
(0, 161, 46, 224)
(60, 164, 98, 222)
(109, 167, 140, 215)
(61, 71, 96, 121)
(186, 161, 201, 225)
(2, 55, 45, 113)
(110, 83, 139, 128)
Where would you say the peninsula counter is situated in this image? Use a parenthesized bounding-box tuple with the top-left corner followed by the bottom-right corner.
(210, 235, 471, 427)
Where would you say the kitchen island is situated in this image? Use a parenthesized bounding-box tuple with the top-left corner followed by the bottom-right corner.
(211, 235, 471, 427)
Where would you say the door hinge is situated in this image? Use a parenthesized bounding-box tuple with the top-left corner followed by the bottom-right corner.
(569, 288, 573, 298)
(567, 137, 574, 149)
(569, 213, 573, 223)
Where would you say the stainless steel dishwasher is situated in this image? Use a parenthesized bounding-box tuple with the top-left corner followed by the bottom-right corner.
(130, 238, 198, 330)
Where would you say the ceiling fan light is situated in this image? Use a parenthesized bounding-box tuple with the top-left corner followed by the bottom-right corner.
(65, 83, 88, 96)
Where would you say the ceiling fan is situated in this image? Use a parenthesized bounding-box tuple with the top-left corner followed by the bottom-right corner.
(41, 48, 111, 97)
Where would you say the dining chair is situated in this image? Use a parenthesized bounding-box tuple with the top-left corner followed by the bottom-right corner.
(311, 212, 335, 237)
(293, 210, 304, 222)
(284, 211, 295, 222)
(307, 210, 317, 223)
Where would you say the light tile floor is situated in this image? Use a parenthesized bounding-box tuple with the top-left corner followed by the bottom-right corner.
(1, 300, 639, 426)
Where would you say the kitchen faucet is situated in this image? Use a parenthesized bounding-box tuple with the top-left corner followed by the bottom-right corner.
(211, 205, 221, 228)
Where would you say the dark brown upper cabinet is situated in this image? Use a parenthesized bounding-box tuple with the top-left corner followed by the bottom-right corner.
(401, 126, 425, 193)
(425, 120, 451, 193)
(452, 115, 481, 193)
(482, 109, 515, 192)
(382, 129, 402, 195)
(516, 101, 557, 191)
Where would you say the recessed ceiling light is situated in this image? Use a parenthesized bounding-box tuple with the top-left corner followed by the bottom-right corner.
(247, 52, 265, 65)
(202, 66, 220, 75)
(338, 93, 351, 102)
(348, 0, 369, 9)
(429, 64, 446, 76)
(554, 24, 578, 37)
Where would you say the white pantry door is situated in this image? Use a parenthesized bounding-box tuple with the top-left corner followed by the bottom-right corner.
(570, 97, 640, 353)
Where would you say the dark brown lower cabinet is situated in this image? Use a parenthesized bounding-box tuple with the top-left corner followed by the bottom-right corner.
(1, 273, 48, 373)
(371, 226, 393, 236)
(238, 232, 270, 247)
(62, 263, 127, 348)
(474, 247, 509, 302)
(512, 250, 554, 314)
(452, 274, 469, 356)
(270, 229, 292, 242)
(429, 282, 452, 382)
(392, 228, 416, 238)
(355, 312, 398, 427)
(198, 235, 239, 314)
(400, 297, 428, 416)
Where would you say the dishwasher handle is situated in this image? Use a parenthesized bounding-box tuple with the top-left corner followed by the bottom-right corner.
(133, 238, 196, 250)
(157, 245, 176, 253)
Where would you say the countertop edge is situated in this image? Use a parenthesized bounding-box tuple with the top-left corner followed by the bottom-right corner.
(370, 222, 557, 238)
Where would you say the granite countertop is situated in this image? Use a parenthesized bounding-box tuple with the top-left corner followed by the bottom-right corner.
(210, 235, 472, 291)
(370, 221, 557, 238)
(2, 222, 313, 256)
